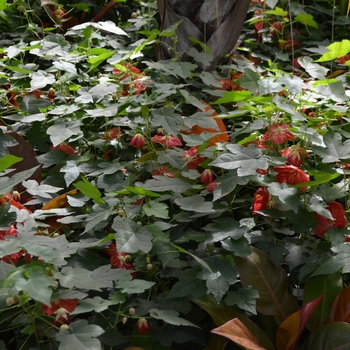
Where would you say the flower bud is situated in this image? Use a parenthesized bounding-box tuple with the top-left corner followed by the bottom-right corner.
(122, 316, 128, 324)
(130, 134, 146, 148)
(6, 297, 14, 307)
(131, 12, 137, 19)
(137, 318, 150, 334)
(12, 191, 20, 202)
(60, 324, 69, 331)
(147, 263, 153, 271)
(129, 307, 135, 316)
(146, 256, 150, 264)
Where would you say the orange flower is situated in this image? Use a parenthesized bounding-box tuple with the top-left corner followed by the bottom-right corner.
(262, 124, 296, 145)
(274, 165, 310, 191)
(314, 202, 347, 238)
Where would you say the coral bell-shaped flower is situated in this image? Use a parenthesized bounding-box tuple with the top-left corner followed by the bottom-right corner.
(165, 135, 182, 148)
(252, 187, 270, 214)
(274, 165, 310, 191)
(130, 134, 145, 148)
(201, 169, 214, 184)
(280, 145, 309, 167)
(206, 182, 218, 193)
(50, 142, 76, 155)
(104, 243, 136, 278)
(103, 127, 122, 140)
(314, 202, 347, 238)
(137, 318, 150, 334)
(262, 124, 296, 145)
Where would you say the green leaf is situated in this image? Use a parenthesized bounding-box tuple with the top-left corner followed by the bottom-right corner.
(0, 0, 6, 11)
(122, 186, 160, 198)
(112, 217, 152, 253)
(74, 177, 104, 204)
(56, 319, 104, 350)
(22, 180, 63, 199)
(204, 220, 248, 244)
(47, 118, 83, 147)
(236, 68, 260, 94)
(264, 7, 288, 16)
(143, 201, 169, 219)
(88, 50, 115, 71)
(149, 308, 199, 328)
(0, 154, 22, 172)
(174, 195, 214, 213)
(209, 144, 268, 176)
(30, 70, 55, 90)
(268, 183, 299, 213)
(212, 172, 249, 201)
(213, 90, 252, 104)
(236, 247, 299, 324)
(225, 286, 259, 315)
(295, 13, 318, 28)
(143, 176, 191, 193)
(297, 56, 329, 79)
(313, 130, 350, 163)
(1, 265, 56, 306)
(205, 271, 229, 303)
(71, 296, 110, 315)
(316, 39, 350, 62)
(303, 273, 343, 329)
(61, 161, 81, 187)
(151, 108, 183, 136)
(300, 322, 350, 350)
(54, 267, 101, 291)
(115, 275, 155, 293)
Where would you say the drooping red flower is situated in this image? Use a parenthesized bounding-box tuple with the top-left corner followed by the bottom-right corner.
(200, 169, 214, 184)
(279, 39, 300, 51)
(152, 166, 174, 178)
(262, 124, 296, 145)
(274, 165, 310, 191)
(104, 243, 136, 278)
(0, 225, 28, 264)
(152, 134, 182, 148)
(252, 187, 270, 214)
(314, 202, 347, 238)
(137, 318, 150, 334)
(182, 147, 203, 169)
(280, 145, 309, 167)
(206, 182, 218, 193)
(42, 299, 78, 316)
(130, 134, 146, 148)
(270, 21, 283, 36)
(50, 142, 76, 155)
(102, 127, 123, 140)
(338, 54, 350, 64)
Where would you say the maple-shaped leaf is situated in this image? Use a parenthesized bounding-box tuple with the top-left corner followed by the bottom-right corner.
(313, 130, 350, 163)
(210, 144, 268, 176)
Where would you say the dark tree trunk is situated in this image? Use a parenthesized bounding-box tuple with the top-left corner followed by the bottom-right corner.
(157, 0, 251, 71)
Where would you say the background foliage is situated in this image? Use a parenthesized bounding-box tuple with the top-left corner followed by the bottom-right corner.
(1, 0, 350, 349)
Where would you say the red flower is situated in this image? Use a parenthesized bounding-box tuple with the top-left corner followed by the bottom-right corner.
(201, 169, 214, 184)
(130, 134, 145, 148)
(206, 182, 218, 193)
(0, 225, 28, 264)
(103, 127, 123, 140)
(42, 299, 78, 316)
(252, 187, 270, 214)
(270, 21, 283, 36)
(262, 124, 296, 145)
(48, 88, 55, 100)
(152, 135, 182, 148)
(314, 202, 347, 238)
(7, 91, 19, 107)
(137, 318, 150, 334)
(104, 243, 136, 278)
(338, 54, 350, 64)
(279, 39, 300, 51)
(42, 299, 78, 326)
(280, 145, 309, 167)
(183, 147, 205, 170)
(274, 165, 310, 191)
(152, 166, 174, 178)
(50, 142, 76, 155)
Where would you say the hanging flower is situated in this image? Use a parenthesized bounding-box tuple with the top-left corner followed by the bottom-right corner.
(274, 165, 310, 191)
(252, 187, 270, 214)
(206, 182, 218, 193)
(183, 147, 205, 170)
(200, 169, 214, 184)
(130, 134, 146, 148)
(42, 299, 78, 326)
(314, 202, 347, 238)
(152, 166, 174, 178)
(280, 145, 309, 167)
(262, 124, 296, 145)
(50, 142, 76, 155)
(152, 134, 182, 148)
(102, 127, 122, 140)
(137, 318, 150, 334)
(104, 243, 136, 278)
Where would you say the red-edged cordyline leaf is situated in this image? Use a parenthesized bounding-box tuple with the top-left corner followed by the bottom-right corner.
(236, 248, 299, 324)
(211, 318, 266, 350)
(299, 322, 350, 350)
(201, 306, 275, 350)
(303, 273, 343, 329)
(276, 295, 323, 350)
(327, 285, 350, 323)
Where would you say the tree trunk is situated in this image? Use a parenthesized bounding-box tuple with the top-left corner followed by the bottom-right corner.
(157, 0, 251, 71)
